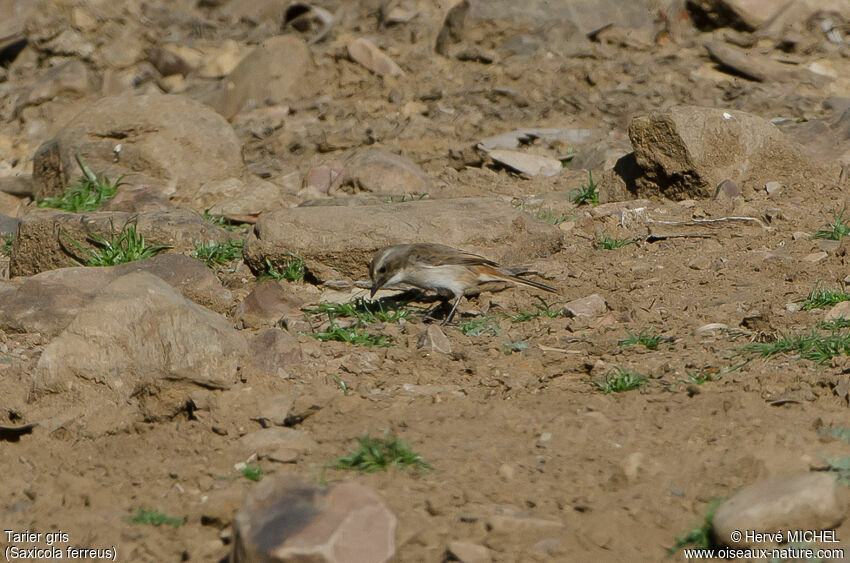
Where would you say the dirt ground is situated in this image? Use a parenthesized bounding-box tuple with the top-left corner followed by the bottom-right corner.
(3, 0, 850, 562)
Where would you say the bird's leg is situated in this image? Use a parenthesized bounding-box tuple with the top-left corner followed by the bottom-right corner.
(441, 295, 464, 325)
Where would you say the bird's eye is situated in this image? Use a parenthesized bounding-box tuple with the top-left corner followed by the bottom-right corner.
(378, 266, 386, 274)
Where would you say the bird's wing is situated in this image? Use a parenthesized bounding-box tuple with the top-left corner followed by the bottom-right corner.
(407, 244, 499, 267)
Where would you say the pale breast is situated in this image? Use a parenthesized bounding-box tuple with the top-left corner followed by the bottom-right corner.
(401, 264, 475, 297)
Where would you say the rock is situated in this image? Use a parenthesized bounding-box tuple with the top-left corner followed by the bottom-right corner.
(41, 29, 94, 58)
(303, 163, 345, 195)
(205, 35, 319, 119)
(487, 150, 562, 177)
(0, 254, 233, 336)
(478, 128, 603, 153)
(237, 427, 317, 459)
(417, 325, 452, 355)
(815, 238, 836, 252)
(194, 176, 286, 216)
(466, 0, 655, 37)
(150, 44, 203, 77)
(196, 39, 250, 78)
(244, 198, 562, 279)
(0, 191, 22, 217)
(231, 478, 396, 563)
(341, 149, 433, 195)
(628, 106, 827, 200)
(99, 186, 174, 213)
(251, 394, 295, 428)
(0, 214, 19, 236)
(712, 473, 846, 548)
(563, 294, 607, 318)
(32, 271, 248, 400)
(31, 95, 244, 204)
(10, 210, 231, 277)
(764, 181, 782, 195)
(218, 0, 289, 23)
(713, 179, 742, 200)
(248, 329, 303, 377)
(0, 268, 106, 336)
(237, 282, 304, 329)
(447, 541, 492, 563)
(825, 301, 850, 321)
(802, 251, 828, 263)
(14, 60, 90, 116)
(0, 175, 33, 197)
(198, 487, 244, 529)
(115, 253, 234, 314)
(486, 508, 564, 533)
(98, 25, 144, 68)
(687, 0, 789, 30)
(705, 42, 826, 84)
(0, 0, 33, 53)
(347, 38, 404, 77)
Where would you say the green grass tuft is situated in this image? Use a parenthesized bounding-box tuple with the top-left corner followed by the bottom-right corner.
(502, 340, 529, 355)
(820, 317, 850, 331)
(64, 223, 171, 267)
(306, 297, 411, 324)
(666, 500, 720, 556)
(596, 233, 637, 250)
(738, 330, 850, 364)
(513, 201, 572, 225)
(820, 453, 850, 485)
(801, 283, 850, 310)
(128, 508, 182, 528)
(259, 255, 305, 281)
(333, 433, 430, 472)
(192, 239, 243, 267)
(38, 154, 124, 212)
(685, 370, 713, 385)
(619, 328, 661, 350)
(821, 427, 850, 444)
(813, 208, 850, 240)
(239, 463, 262, 482)
(458, 316, 502, 336)
(201, 209, 249, 232)
(596, 367, 646, 393)
(569, 171, 599, 206)
(1, 234, 11, 256)
(313, 317, 393, 347)
(507, 297, 563, 322)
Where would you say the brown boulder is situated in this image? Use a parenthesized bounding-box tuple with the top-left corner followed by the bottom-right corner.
(205, 35, 319, 119)
(0, 254, 233, 337)
(232, 477, 396, 563)
(32, 271, 248, 401)
(628, 106, 831, 200)
(243, 198, 562, 279)
(237, 282, 303, 329)
(31, 94, 244, 203)
(10, 210, 230, 277)
(341, 148, 433, 195)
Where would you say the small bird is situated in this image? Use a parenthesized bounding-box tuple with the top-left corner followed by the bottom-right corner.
(369, 243, 556, 325)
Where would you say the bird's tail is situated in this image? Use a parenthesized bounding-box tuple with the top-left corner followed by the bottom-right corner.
(506, 273, 557, 293)
(480, 264, 557, 293)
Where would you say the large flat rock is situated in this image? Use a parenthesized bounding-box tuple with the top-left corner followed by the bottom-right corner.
(243, 198, 562, 278)
(10, 209, 231, 277)
(32, 271, 248, 402)
(0, 253, 234, 336)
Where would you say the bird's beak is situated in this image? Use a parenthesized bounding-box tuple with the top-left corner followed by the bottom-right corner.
(370, 284, 379, 298)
